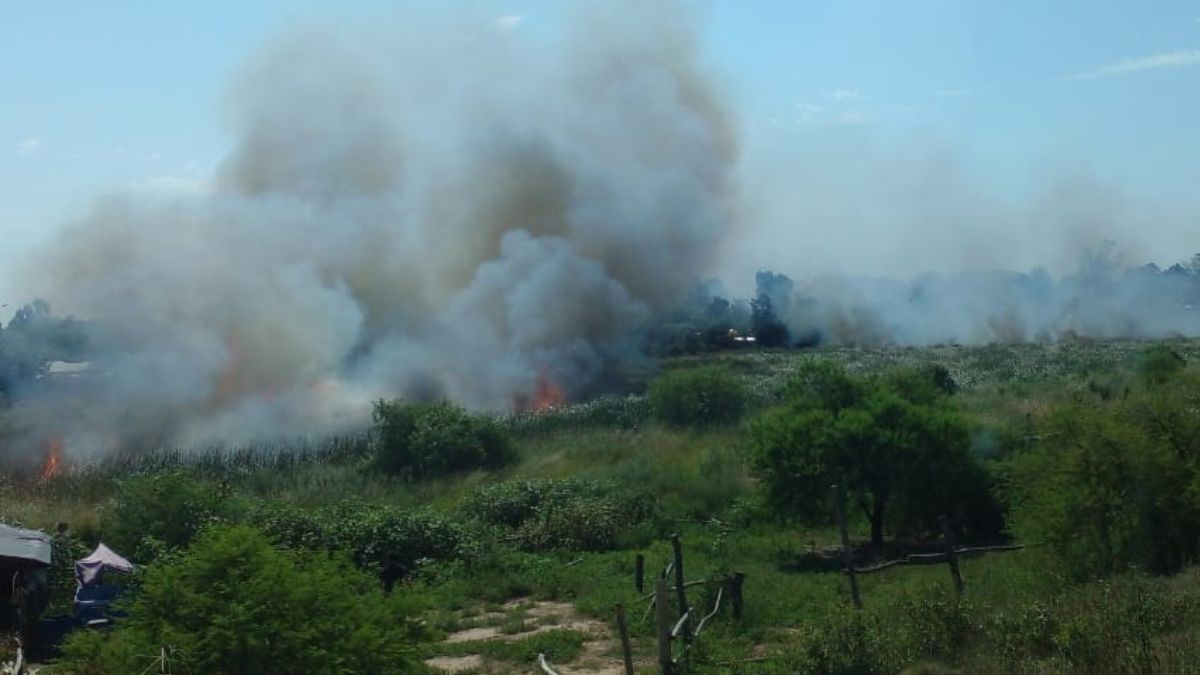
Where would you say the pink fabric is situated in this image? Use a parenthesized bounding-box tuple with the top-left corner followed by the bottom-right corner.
(75, 543, 134, 586)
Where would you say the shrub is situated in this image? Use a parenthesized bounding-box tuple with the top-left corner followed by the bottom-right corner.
(750, 362, 989, 544)
(1003, 381, 1200, 578)
(1136, 344, 1186, 385)
(101, 470, 230, 556)
(255, 501, 479, 569)
(461, 478, 658, 552)
(648, 366, 747, 428)
(55, 525, 425, 675)
(371, 400, 515, 480)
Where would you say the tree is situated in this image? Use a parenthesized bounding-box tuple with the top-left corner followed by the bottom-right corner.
(749, 362, 979, 545)
(750, 293, 790, 347)
(1136, 344, 1186, 385)
(56, 525, 425, 674)
(647, 365, 747, 428)
(102, 471, 230, 558)
(371, 400, 515, 480)
(1004, 373, 1200, 578)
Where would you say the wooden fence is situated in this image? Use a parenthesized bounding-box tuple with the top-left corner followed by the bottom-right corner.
(537, 534, 744, 675)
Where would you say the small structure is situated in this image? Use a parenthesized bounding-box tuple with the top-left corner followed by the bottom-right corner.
(0, 523, 51, 650)
(74, 543, 134, 628)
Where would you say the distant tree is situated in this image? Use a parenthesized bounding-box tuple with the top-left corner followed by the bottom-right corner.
(751, 293, 790, 347)
(750, 362, 982, 545)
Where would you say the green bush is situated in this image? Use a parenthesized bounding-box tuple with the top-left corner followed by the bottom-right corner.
(255, 501, 479, 569)
(55, 525, 425, 675)
(750, 362, 990, 544)
(1136, 344, 1186, 385)
(648, 365, 747, 428)
(101, 470, 231, 556)
(371, 400, 516, 480)
(1003, 377, 1200, 578)
(461, 478, 658, 552)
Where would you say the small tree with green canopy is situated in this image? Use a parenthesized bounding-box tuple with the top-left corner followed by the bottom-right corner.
(371, 399, 515, 480)
(647, 365, 747, 428)
(56, 525, 426, 674)
(102, 470, 231, 558)
(1004, 372, 1200, 578)
(749, 362, 982, 545)
(1136, 343, 1186, 385)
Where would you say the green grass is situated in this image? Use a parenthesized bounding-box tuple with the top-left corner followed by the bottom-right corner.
(8, 339, 1200, 673)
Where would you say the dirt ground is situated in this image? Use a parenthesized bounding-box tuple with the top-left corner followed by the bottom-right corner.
(424, 599, 635, 674)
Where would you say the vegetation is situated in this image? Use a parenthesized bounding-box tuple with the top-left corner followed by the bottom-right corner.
(52, 525, 425, 674)
(648, 365, 747, 428)
(6, 338, 1200, 674)
(370, 399, 516, 480)
(749, 362, 992, 544)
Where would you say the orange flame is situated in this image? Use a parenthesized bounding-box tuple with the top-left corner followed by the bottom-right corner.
(40, 436, 64, 481)
(513, 369, 567, 414)
(530, 369, 566, 412)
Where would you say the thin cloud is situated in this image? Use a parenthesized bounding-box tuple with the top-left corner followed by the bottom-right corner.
(793, 103, 870, 127)
(17, 137, 42, 155)
(1074, 49, 1200, 80)
(829, 88, 864, 102)
(493, 15, 524, 31)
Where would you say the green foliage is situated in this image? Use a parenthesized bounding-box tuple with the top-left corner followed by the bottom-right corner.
(461, 478, 658, 552)
(255, 501, 479, 568)
(371, 400, 515, 480)
(101, 470, 232, 557)
(648, 365, 747, 428)
(55, 525, 425, 675)
(1136, 344, 1186, 385)
(750, 362, 988, 544)
(1004, 376, 1200, 578)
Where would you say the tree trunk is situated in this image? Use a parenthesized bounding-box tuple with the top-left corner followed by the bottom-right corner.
(870, 497, 886, 547)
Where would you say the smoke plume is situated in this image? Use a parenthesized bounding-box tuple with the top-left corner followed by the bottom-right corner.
(9, 1, 737, 455)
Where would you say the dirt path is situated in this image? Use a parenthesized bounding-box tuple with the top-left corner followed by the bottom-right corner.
(424, 599, 629, 674)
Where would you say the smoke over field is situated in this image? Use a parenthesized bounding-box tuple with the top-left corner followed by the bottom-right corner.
(3, 1, 1199, 462)
(5, 1, 736, 455)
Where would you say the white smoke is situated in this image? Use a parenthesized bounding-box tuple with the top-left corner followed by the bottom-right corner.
(12, 0, 737, 454)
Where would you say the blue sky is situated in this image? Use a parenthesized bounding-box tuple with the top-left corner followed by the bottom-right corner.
(3, 1, 1200, 300)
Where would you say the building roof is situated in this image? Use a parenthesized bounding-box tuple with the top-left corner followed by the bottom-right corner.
(0, 523, 52, 565)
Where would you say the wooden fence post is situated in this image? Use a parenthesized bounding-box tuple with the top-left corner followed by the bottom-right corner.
(939, 515, 964, 595)
(833, 483, 863, 609)
(670, 534, 691, 643)
(616, 603, 636, 675)
(655, 576, 674, 675)
(636, 554, 645, 595)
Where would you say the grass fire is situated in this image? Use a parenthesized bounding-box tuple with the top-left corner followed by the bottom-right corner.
(3, 1, 1200, 673)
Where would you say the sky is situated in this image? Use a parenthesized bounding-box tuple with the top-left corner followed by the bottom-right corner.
(3, 0, 1200, 306)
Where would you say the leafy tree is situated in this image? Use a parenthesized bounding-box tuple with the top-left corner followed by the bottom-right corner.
(1136, 344, 1186, 385)
(648, 365, 747, 428)
(749, 362, 981, 545)
(1004, 373, 1200, 578)
(750, 293, 790, 347)
(56, 525, 425, 674)
(371, 400, 515, 480)
(102, 470, 232, 558)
